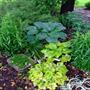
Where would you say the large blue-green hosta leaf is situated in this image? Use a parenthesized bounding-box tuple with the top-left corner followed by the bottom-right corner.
(36, 33, 48, 40)
(50, 22, 65, 30)
(26, 26, 38, 35)
(27, 35, 37, 44)
(46, 37, 58, 42)
(34, 22, 51, 31)
(58, 32, 67, 40)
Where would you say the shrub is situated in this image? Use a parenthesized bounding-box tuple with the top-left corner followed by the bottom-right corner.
(26, 21, 66, 44)
(0, 0, 54, 25)
(28, 42, 71, 90)
(0, 13, 26, 55)
(71, 31, 90, 71)
(60, 12, 90, 33)
(85, 2, 90, 9)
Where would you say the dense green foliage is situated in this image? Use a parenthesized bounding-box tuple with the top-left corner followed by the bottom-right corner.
(29, 42, 71, 90)
(0, 0, 54, 25)
(60, 12, 90, 33)
(85, 2, 90, 9)
(29, 62, 68, 90)
(0, 13, 26, 55)
(41, 42, 71, 63)
(26, 22, 66, 44)
(71, 32, 90, 71)
(10, 54, 31, 70)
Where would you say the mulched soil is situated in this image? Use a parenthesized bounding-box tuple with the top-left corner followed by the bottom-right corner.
(0, 55, 90, 90)
(0, 55, 35, 90)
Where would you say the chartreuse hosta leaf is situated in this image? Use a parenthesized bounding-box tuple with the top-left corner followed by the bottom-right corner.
(41, 41, 71, 62)
(28, 62, 68, 90)
(61, 54, 71, 62)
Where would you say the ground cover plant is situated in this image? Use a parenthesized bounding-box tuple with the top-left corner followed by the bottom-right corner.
(60, 12, 90, 33)
(8, 54, 36, 72)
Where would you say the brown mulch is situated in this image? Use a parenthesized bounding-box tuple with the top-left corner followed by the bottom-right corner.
(0, 56, 36, 90)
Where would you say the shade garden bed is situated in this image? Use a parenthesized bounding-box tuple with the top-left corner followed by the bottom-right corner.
(0, 55, 90, 90)
(0, 0, 90, 89)
(0, 21, 90, 89)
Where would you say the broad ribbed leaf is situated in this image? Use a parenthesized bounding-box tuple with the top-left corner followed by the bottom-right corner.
(50, 22, 66, 30)
(49, 31, 60, 38)
(46, 37, 58, 42)
(36, 33, 48, 40)
(58, 32, 67, 40)
(27, 26, 38, 35)
(27, 35, 37, 43)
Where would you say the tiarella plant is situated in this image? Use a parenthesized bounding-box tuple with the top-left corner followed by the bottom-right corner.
(26, 21, 66, 44)
(28, 42, 71, 90)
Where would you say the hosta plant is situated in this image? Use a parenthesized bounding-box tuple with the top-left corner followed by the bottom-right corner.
(26, 21, 66, 44)
(41, 41, 71, 63)
(29, 62, 68, 90)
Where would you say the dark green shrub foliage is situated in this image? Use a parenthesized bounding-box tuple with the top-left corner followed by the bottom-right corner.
(10, 54, 30, 69)
(0, 0, 54, 25)
(60, 12, 90, 33)
(26, 21, 66, 44)
(71, 32, 90, 71)
(85, 2, 90, 9)
(0, 13, 26, 55)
